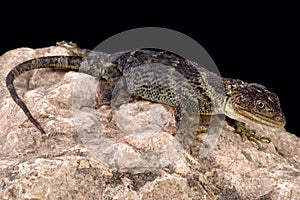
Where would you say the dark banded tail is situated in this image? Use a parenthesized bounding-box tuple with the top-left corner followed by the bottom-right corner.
(6, 56, 83, 134)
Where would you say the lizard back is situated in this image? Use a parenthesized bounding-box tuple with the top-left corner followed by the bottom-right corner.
(111, 48, 226, 115)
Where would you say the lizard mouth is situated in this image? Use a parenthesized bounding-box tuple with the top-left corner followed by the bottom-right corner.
(237, 109, 286, 128)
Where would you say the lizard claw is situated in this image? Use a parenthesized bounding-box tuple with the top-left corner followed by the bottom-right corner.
(234, 120, 271, 145)
(56, 41, 78, 49)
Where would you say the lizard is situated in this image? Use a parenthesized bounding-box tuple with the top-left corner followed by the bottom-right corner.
(5, 41, 286, 147)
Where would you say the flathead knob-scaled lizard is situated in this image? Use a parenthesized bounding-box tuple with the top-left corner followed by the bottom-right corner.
(5, 42, 286, 146)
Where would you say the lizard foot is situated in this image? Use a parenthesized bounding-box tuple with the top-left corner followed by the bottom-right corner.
(234, 121, 271, 145)
(56, 40, 78, 50)
(56, 41, 88, 57)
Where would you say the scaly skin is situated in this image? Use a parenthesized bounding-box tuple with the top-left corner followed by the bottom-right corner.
(6, 42, 286, 146)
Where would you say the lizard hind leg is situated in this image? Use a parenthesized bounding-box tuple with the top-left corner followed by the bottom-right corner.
(56, 41, 90, 57)
(110, 77, 132, 110)
(95, 80, 113, 108)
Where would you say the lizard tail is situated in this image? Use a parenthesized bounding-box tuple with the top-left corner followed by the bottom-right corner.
(6, 56, 83, 134)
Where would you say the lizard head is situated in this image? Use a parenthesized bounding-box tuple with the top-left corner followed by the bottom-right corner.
(224, 79, 286, 127)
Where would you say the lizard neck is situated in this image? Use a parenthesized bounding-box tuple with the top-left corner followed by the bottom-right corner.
(220, 77, 245, 116)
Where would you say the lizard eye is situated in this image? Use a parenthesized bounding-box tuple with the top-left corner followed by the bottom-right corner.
(256, 100, 265, 110)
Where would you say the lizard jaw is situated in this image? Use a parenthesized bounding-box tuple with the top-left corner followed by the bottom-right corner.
(235, 108, 286, 128)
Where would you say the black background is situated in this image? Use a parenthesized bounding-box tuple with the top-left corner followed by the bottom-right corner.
(1, 2, 299, 137)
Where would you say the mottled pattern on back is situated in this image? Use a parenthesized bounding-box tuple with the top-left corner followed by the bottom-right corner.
(112, 48, 216, 114)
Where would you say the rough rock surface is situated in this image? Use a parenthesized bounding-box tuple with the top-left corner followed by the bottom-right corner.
(0, 45, 299, 200)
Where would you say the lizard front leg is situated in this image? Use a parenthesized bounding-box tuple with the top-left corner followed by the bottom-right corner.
(227, 118, 271, 144)
(174, 100, 203, 149)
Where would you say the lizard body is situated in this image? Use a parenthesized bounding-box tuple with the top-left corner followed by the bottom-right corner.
(5, 42, 286, 145)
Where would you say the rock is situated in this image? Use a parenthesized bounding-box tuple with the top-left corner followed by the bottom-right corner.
(0, 45, 299, 199)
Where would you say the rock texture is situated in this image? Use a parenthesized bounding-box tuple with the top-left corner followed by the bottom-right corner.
(0, 45, 299, 200)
